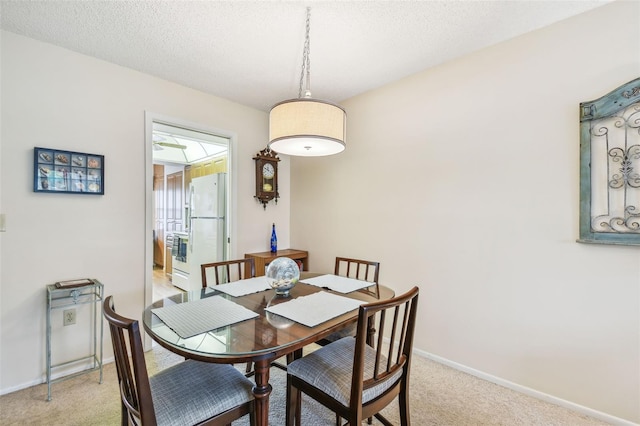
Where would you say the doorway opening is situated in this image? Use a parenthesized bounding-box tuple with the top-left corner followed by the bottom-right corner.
(145, 113, 236, 306)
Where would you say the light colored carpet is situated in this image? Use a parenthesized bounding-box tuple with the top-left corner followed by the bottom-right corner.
(0, 345, 610, 425)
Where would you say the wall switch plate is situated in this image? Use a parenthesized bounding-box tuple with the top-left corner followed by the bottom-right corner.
(63, 309, 76, 326)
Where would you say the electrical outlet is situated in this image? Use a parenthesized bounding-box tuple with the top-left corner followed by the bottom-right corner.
(63, 309, 76, 326)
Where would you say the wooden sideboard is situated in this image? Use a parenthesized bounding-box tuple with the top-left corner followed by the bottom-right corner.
(244, 249, 308, 277)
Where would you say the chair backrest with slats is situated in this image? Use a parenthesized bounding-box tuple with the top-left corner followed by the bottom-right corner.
(334, 257, 380, 298)
(350, 286, 419, 413)
(103, 295, 156, 425)
(201, 258, 256, 288)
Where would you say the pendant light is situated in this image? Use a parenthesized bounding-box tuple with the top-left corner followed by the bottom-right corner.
(268, 7, 346, 157)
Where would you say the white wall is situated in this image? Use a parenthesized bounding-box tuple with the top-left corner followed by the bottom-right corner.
(1, 2, 638, 423)
(0, 31, 290, 392)
(291, 1, 639, 423)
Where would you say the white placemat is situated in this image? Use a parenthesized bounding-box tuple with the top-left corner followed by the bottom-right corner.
(212, 276, 271, 297)
(301, 274, 375, 294)
(264, 291, 362, 327)
(152, 295, 258, 339)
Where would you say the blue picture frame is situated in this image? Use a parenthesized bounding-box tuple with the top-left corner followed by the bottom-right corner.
(34, 147, 104, 195)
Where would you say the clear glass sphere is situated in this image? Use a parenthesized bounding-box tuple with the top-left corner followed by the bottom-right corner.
(266, 257, 300, 296)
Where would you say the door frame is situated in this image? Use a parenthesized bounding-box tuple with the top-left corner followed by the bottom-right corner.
(144, 111, 237, 348)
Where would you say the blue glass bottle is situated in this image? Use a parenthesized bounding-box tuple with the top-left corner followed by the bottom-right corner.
(270, 223, 277, 253)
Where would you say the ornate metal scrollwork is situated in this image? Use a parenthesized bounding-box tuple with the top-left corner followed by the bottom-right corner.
(579, 78, 640, 245)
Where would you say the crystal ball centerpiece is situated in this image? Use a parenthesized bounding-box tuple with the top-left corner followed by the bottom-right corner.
(266, 257, 300, 296)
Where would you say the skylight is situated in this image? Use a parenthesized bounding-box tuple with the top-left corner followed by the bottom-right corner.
(152, 122, 228, 164)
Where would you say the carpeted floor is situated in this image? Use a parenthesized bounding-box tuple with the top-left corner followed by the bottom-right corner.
(0, 345, 610, 425)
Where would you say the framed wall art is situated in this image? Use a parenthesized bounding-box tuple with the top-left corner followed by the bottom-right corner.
(34, 147, 104, 195)
(578, 77, 640, 245)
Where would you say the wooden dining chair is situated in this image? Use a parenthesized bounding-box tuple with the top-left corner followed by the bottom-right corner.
(200, 258, 257, 375)
(315, 257, 381, 348)
(335, 257, 380, 299)
(286, 286, 419, 426)
(201, 258, 256, 288)
(103, 295, 255, 426)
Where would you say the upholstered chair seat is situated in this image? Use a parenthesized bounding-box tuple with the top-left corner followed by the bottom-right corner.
(287, 336, 403, 406)
(150, 359, 254, 425)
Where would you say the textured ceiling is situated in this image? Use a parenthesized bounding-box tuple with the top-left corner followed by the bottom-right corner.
(1, 0, 611, 112)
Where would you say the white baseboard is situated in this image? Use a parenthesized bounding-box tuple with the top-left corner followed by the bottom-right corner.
(1, 347, 636, 426)
(414, 349, 638, 426)
(0, 357, 115, 396)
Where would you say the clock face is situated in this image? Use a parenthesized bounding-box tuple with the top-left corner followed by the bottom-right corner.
(262, 163, 275, 179)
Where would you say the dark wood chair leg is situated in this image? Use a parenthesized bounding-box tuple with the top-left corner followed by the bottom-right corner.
(120, 402, 128, 425)
(296, 389, 302, 426)
(286, 376, 298, 426)
(291, 377, 302, 426)
(399, 385, 410, 426)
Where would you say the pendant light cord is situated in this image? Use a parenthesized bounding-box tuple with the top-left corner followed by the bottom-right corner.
(298, 7, 312, 99)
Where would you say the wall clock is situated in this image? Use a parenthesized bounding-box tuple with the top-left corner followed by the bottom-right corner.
(253, 147, 280, 209)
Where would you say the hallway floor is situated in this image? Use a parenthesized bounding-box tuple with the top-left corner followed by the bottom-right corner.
(152, 266, 183, 301)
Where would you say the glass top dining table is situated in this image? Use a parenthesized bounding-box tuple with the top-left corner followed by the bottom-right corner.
(142, 272, 394, 426)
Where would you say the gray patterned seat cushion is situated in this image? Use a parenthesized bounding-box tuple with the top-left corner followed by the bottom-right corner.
(150, 359, 254, 426)
(287, 336, 403, 406)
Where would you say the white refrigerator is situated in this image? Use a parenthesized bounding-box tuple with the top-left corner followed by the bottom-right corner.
(183, 173, 227, 291)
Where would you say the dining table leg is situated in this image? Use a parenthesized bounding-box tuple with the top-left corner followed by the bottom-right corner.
(252, 358, 272, 426)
